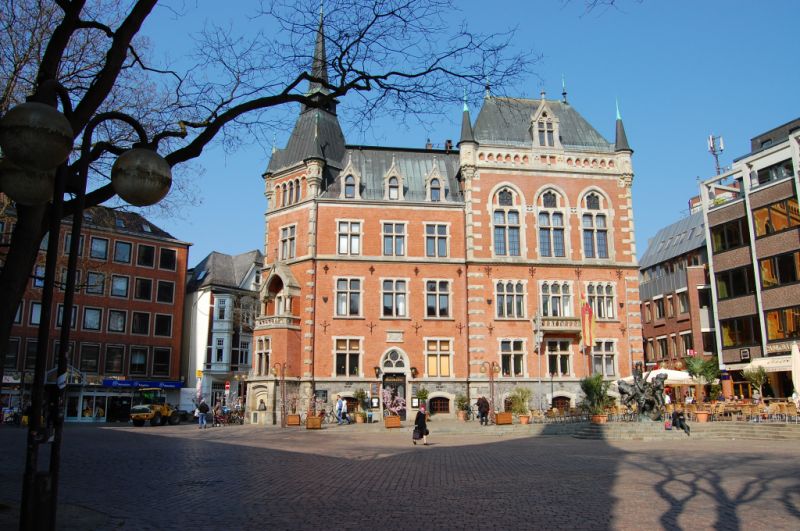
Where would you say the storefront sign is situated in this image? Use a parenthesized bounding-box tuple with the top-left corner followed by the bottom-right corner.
(749, 355, 792, 373)
(102, 379, 183, 389)
(765, 342, 792, 354)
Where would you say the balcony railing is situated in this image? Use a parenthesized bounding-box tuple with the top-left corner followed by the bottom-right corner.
(255, 315, 301, 328)
(540, 316, 581, 333)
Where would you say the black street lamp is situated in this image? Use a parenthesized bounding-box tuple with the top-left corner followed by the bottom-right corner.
(480, 361, 500, 424)
(271, 362, 287, 428)
(0, 80, 172, 530)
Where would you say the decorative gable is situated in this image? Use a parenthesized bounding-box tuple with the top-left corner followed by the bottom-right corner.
(383, 155, 405, 200)
(530, 100, 562, 150)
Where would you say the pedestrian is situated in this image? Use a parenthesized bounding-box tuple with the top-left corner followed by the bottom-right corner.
(671, 407, 690, 436)
(197, 399, 209, 429)
(477, 396, 490, 426)
(663, 393, 671, 405)
(413, 404, 429, 445)
(336, 395, 348, 424)
(752, 390, 761, 404)
(212, 402, 222, 426)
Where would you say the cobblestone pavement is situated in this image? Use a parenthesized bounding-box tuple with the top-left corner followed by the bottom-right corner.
(1, 422, 799, 530)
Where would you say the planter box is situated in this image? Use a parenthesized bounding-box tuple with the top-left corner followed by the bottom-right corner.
(384, 415, 402, 428)
(306, 416, 322, 429)
(518, 415, 531, 425)
(695, 411, 710, 423)
(457, 410, 467, 421)
(286, 414, 301, 426)
(495, 412, 513, 425)
(590, 414, 608, 425)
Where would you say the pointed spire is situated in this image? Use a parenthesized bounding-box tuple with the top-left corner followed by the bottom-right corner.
(459, 92, 475, 146)
(484, 77, 491, 99)
(561, 74, 568, 104)
(614, 99, 632, 153)
(308, 3, 329, 96)
(615, 98, 621, 121)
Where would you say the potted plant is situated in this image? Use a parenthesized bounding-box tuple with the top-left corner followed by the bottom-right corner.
(455, 393, 470, 421)
(579, 374, 612, 424)
(509, 387, 532, 424)
(353, 388, 368, 424)
(382, 388, 406, 428)
(285, 392, 301, 426)
(743, 366, 768, 401)
(686, 355, 721, 403)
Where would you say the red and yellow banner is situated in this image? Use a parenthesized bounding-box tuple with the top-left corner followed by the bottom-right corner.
(581, 297, 595, 350)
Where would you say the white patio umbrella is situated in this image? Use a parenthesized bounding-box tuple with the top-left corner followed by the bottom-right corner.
(620, 368, 695, 386)
(791, 341, 800, 394)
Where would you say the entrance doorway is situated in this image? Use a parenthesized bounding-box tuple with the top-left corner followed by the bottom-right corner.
(383, 374, 406, 420)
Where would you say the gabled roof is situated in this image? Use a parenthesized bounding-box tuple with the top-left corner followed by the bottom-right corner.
(322, 147, 462, 202)
(638, 211, 706, 270)
(187, 249, 263, 292)
(473, 97, 614, 152)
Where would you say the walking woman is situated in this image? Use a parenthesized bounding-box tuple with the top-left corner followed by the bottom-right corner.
(413, 404, 429, 445)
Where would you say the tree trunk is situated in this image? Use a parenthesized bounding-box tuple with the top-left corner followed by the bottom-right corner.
(0, 204, 49, 385)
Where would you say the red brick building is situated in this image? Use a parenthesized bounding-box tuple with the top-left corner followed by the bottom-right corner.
(1, 205, 189, 422)
(247, 20, 643, 422)
(638, 211, 717, 400)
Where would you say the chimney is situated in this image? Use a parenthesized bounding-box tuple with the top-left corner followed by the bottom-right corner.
(425, 138, 433, 150)
(444, 139, 453, 152)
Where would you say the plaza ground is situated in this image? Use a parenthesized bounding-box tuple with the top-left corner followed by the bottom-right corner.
(0, 421, 798, 530)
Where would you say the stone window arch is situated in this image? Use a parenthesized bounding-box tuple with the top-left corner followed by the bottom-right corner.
(493, 187, 521, 257)
(581, 191, 610, 259)
(538, 189, 567, 258)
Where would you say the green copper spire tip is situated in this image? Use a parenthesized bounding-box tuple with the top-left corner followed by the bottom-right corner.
(463, 88, 469, 112)
(616, 98, 622, 121)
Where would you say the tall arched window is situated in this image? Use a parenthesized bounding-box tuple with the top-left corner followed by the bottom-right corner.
(582, 192, 608, 259)
(294, 179, 301, 203)
(493, 188, 520, 256)
(540, 281, 572, 317)
(288, 181, 294, 205)
(281, 183, 287, 207)
(430, 178, 441, 202)
(344, 175, 355, 198)
(388, 177, 400, 200)
(496, 281, 525, 319)
(538, 190, 565, 258)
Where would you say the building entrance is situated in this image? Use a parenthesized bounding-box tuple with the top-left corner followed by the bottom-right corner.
(383, 373, 406, 420)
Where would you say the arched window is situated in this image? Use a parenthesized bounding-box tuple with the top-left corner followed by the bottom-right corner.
(541, 281, 572, 317)
(582, 193, 608, 259)
(538, 190, 565, 258)
(344, 175, 355, 198)
(430, 178, 441, 202)
(493, 188, 520, 256)
(288, 181, 294, 205)
(294, 179, 301, 203)
(587, 283, 616, 320)
(496, 281, 525, 318)
(388, 177, 399, 200)
(281, 183, 287, 207)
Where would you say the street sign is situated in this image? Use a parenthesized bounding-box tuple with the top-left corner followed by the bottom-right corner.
(686, 349, 696, 357)
(225, 381, 230, 390)
(196, 370, 203, 378)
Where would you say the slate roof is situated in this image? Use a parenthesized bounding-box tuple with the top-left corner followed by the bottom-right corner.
(638, 211, 706, 271)
(266, 107, 346, 173)
(322, 147, 463, 203)
(80, 206, 179, 241)
(472, 97, 614, 152)
(187, 249, 263, 292)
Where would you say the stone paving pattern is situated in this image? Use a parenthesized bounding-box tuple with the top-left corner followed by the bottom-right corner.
(0, 421, 799, 530)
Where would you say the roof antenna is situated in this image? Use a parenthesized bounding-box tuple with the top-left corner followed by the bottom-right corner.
(707, 134, 725, 176)
(271, 132, 277, 154)
(484, 77, 491, 99)
(561, 74, 568, 104)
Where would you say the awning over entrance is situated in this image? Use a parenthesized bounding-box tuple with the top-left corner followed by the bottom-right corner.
(726, 355, 792, 374)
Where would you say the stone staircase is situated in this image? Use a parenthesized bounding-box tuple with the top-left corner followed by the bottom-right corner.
(572, 420, 800, 441)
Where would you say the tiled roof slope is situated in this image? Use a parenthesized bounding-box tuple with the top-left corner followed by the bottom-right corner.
(638, 211, 706, 271)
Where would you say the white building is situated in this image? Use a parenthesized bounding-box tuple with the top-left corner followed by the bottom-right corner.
(182, 250, 262, 409)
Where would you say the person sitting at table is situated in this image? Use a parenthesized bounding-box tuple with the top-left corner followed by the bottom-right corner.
(752, 390, 761, 404)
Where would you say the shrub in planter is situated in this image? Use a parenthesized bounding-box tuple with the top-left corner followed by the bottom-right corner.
(579, 374, 612, 423)
(455, 393, 470, 421)
(509, 387, 532, 424)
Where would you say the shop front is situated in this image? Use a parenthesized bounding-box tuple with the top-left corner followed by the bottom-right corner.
(63, 378, 183, 423)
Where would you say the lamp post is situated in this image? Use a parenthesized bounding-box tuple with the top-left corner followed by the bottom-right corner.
(550, 372, 555, 409)
(480, 361, 500, 424)
(0, 81, 172, 531)
(272, 362, 287, 428)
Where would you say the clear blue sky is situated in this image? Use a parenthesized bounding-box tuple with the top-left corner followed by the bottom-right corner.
(140, 1, 799, 267)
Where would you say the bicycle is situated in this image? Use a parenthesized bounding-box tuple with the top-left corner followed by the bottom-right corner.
(465, 405, 475, 421)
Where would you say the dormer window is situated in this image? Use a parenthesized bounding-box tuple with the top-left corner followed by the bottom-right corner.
(538, 119, 554, 147)
(388, 177, 400, 200)
(344, 175, 356, 198)
(430, 178, 441, 202)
